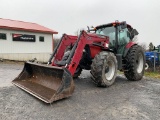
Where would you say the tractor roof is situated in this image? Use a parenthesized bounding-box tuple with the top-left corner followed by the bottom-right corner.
(95, 22, 132, 29)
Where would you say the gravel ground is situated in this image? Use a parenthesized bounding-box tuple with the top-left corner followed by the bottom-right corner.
(0, 61, 160, 120)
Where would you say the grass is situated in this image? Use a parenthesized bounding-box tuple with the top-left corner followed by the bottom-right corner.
(144, 67, 160, 79)
(118, 71, 160, 79)
(144, 71, 160, 79)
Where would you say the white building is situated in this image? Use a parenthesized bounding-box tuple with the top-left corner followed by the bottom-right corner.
(0, 18, 58, 62)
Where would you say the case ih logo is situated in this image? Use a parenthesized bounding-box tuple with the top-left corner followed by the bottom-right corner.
(13, 34, 22, 38)
(12, 34, 35, 42)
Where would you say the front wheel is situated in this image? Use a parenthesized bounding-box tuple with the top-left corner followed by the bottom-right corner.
(91, 52, 117, 87)
(145, 63, 149, 70)
(145, 60, 153, 70)
(73, 67, 82, 78)
(124, 45, 145, 81)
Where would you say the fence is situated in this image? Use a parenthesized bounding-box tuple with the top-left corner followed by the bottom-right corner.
(153, 52, 160, 72)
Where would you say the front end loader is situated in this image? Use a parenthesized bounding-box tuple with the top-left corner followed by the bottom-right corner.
(12, 21, 145, 103)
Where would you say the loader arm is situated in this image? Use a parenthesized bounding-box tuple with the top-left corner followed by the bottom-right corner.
(51, 34, 77, 66)
(66, 30, 109, 75)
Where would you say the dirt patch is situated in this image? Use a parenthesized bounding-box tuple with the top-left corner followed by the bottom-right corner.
(0, 59, 24, 64)
(0, 61, 23, 87)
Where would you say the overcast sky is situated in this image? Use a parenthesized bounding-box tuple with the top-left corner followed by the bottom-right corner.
(0, 0, 160, 46)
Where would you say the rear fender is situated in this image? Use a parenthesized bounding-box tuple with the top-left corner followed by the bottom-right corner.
(123, 42, 137, 57)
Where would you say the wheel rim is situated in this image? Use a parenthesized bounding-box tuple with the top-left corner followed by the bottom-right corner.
(136, 53, 144, 73)
(145, 63, 149, 70)
(105, 60, 115, 81)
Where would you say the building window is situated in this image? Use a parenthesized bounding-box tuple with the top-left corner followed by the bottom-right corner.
(39, 36, 44, 42)
(0, 33, 7, 40)
(12, 34, 35, 42)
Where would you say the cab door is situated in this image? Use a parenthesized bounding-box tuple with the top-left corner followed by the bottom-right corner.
(117, 28, 131, 54)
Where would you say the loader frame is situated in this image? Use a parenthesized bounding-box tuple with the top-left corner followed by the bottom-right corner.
(49, 31, 110, 75)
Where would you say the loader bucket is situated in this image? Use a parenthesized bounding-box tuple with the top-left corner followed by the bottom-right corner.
(12, 62, 75, 103)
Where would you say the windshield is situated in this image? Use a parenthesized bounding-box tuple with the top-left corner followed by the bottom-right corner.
(95, 26, 115, 41)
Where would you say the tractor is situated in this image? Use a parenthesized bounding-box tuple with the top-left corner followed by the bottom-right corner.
(12, 21, 145, 103)
(145, 45, 160, 70)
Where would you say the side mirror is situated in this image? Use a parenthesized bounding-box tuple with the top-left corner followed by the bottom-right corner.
(87, 26, 95, 33)
(120, 21, 127, 29)
(131, 29, 139, 39)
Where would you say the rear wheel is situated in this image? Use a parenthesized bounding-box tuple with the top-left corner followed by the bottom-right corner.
(124, 45, 145, 81)
(91, 51, 117, 87)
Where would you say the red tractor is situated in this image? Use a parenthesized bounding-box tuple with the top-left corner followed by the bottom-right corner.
(12, 21, 145, 103)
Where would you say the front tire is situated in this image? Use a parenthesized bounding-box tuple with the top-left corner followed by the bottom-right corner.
(91, 52, 117, 87)
(73, 67, 82, 78)
(124, 45, 145, 81)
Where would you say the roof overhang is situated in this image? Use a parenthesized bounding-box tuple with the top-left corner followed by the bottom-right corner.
(0, 26, 58, 34)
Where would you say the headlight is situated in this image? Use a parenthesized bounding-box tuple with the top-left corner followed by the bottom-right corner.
(150, 55, 157, 58)
(105, 43, 109, 48)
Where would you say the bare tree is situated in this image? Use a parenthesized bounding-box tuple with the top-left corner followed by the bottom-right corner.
(132, 36, 148, 51)
(53, 37, 60, 48)
(139, 42, 147, 51)
(74, 29, 79, 36)
(74, 28, 85, 36)
(132, 35, 138, 43)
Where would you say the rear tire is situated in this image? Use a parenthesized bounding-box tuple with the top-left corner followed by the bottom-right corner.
(91, 51, 117, 87)
(124, 45, 145, 81)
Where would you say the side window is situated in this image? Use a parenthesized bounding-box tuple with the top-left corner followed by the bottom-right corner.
(39, 36, 44, 42)
(0, 33, 7, 40)
(119, 28, 130, 45)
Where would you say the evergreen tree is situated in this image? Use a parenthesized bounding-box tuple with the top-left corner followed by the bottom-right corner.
(149, 42, 154, 51)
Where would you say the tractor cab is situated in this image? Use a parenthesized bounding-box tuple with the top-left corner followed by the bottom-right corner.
(95, 21, 138, 54)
